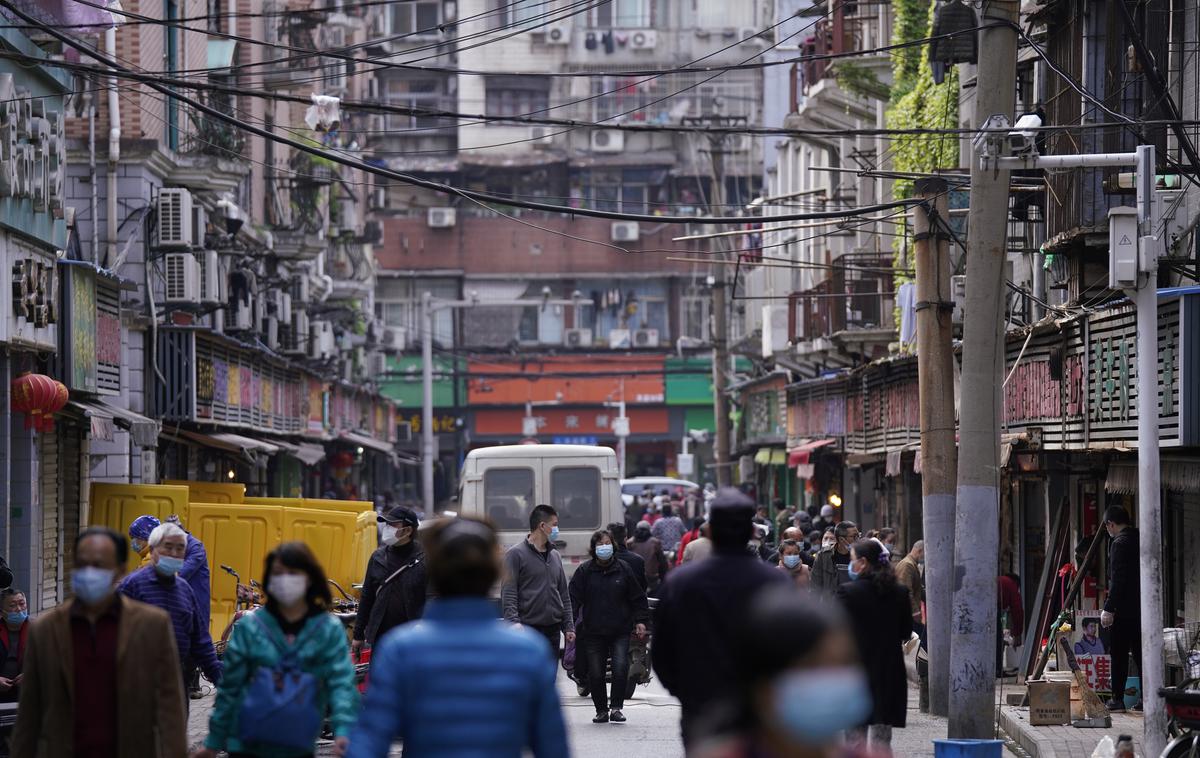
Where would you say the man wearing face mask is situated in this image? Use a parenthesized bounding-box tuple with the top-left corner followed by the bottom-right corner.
(118, 522, 222, 698)
(12, 527, 187, 757)
(128, 513, 160, 567)
(501, 504, 575, 657)
(353, 504, 428, 654)
(812, 521, 860, 595)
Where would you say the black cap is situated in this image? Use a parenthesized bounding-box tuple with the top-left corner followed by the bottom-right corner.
(709, 487, 755, 521)
(378, 505, 420, 528)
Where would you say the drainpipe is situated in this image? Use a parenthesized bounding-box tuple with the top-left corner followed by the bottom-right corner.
(105, 26, 120, 268)
(86, 88, 98, 264)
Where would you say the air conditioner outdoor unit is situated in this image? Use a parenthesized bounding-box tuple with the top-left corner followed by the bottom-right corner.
(564, 328, 593, 348)
(198, 250, 221, 304)
(228, 295, 254, 331)
(951, 274, 967, 324)
(428, 207, 456, 228)
(634, 328, 659, 348)
(191, 205, 208, 248)
(369, 352, 388, 377)
(216, 261, 230, 304)
(530, 126, 554, 147)
(286, 311, 310, 354)
(628, 29, 657, 49)
(380, 327, 406, 352)
(608, 328, 632, 348)
(309, 320, 334, 360)
(541, 22, 570, 44)
(739, 27, 764, 44)
(278, 292, 292, 325)
(157, 188, 193, 248)
(293, 275, 311, 304)
(164, 253, 201, 304)
(371, 187, 387, 210)
(611, 221, 640, 242)
(590, 129, 624, 153)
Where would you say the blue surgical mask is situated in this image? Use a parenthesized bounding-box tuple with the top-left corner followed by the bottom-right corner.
(72, 567, 116, 606)
(783, 554, 801, 569)
(847, 562, 861, 581)
(5, 611, 27, 626)
(774, 667, 872, 742)
(596, 544, 614, 561)
(155, 555, 184, 577)
(548, 526, 560, 542)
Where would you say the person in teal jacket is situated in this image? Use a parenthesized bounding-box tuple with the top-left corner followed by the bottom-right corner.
(346, 517, 569, 758)
(193, 542, 359, 758)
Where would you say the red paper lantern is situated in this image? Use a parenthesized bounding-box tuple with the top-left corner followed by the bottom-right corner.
(11, 373, 69, 432)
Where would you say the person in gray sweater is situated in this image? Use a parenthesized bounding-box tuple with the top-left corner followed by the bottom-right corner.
(501, 504, 576, 657)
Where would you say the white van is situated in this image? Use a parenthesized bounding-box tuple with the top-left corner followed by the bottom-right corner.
(458, 444, 623, 575)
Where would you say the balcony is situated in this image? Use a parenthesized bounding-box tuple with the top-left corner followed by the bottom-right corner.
(798, 2, 888, 95)
(787, 254, 895, 360)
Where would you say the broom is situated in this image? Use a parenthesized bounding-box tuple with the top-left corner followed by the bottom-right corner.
(1058, 636, 1112, 728)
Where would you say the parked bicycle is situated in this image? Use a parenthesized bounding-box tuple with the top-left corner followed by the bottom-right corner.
(214, 563, 262, 658)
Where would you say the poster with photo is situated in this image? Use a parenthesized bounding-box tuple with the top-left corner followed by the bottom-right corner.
(1068, 611, 1112, 696)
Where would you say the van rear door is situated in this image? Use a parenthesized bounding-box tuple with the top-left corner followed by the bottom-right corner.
(544, 460, 610, 574)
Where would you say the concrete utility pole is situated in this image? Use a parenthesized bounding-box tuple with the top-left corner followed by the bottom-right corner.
(422, 291, 436, 516)
(949, 1, 1019, 737)
(912, 178, 956, 717)
(683, 114, 746, 488)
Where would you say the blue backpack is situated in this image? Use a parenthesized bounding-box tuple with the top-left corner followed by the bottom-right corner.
(237, 611, 322, 751)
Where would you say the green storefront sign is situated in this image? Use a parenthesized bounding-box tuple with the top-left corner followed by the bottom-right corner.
(378, 355, 466, 409)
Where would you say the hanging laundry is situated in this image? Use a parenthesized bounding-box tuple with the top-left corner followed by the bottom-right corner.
(602, 31, 615, 54)
(897, 281, 917, 350)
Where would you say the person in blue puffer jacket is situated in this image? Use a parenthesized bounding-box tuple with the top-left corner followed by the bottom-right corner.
(346, 517, 569, 758)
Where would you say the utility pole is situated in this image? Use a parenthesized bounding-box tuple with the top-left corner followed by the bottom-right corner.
(421, 291, 435, 517)
(949, 2, 1019, 737)
(912, 178, 956, 717)
(683, 114, 746, 488)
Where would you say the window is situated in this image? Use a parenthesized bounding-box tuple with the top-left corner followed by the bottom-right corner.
(518, 305, 566, 344)
(385, 79, 446, 130)
(682, 294, 711, 341)
(576, 168, 667, 215)
(550, 467, 601, 529)
(491, 0, 547, 28)
(592, 0, 653, 27)
(485, 77, 550, 117)
(376, 277, 457, 347)
(484, 468, 536, 530)
(392, 0, 440, 35)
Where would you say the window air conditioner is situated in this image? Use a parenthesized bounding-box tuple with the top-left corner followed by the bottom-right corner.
(428, 207, 456, 228)
(611, 221, 640, 242)
(157, 188, 193, 248)
(634, 328, 659, 348)
(564, 328, 593, 348)
(163, 253, 201, 304)
(590, 129, 624, 153)
(530, 126, 554, 147)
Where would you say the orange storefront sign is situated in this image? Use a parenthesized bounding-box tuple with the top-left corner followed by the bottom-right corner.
(468, 356, 666, 405)
(474, 407, 669, 437)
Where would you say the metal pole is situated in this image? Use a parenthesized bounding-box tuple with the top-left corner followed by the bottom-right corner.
(421, 292, 435, 517)
(618, 388, 627, 480)
(1134, 159, 1166, 758)
(913, 178, 956, 717)
(950, 0, 1019, 737)
(712, 279, 731, 487)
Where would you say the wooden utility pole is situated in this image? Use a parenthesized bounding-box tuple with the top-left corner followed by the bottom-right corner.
(912, 178, 956, 717)
(950, 1, 1020, 737)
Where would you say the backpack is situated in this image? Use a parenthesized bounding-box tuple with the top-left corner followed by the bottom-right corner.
(237, 611, 323, 751)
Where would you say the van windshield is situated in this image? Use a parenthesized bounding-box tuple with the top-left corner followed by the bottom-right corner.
(484, 467, 535, 530)
(551, 467, 601, 529)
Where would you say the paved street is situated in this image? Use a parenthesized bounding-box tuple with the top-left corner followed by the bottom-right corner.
(187, 671, 962, 757)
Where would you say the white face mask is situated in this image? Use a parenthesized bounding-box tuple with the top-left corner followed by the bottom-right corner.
(268, 574, 308, 606)
(380, 523, 399, 546)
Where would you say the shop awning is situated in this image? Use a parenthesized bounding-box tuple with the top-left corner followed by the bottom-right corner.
(65, 398, 160, 448)
(1107, 459, 1200, 494)
(339, 431, 394, 456)
(787, 438, 836, 467)
(753, 447, 787, 466)
(291, 443, 327, 466)
(176, 430, 280, 457)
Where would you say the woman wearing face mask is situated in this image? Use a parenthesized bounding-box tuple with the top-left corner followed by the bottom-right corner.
(776, 540, 811, 588)
(352, 505, 427, 656)
(569, 530, 650, 724)
(193, 542, 359, 758)
(694, 586, 880, 758)
(834, 539, 913, 755)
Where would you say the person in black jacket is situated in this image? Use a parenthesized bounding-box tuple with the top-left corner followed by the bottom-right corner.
(1101, 505, 1140, 711)
(569, 530, 649, 724)
(835, 538, 913, 753)
(606, 522, 647, 591)
(353, 504, 428, 652)
(651, 488, 791, 748)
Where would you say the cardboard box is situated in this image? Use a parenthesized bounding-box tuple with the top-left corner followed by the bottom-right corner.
(1028, 679, 1072, 726)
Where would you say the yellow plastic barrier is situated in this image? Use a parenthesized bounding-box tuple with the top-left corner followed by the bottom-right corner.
(88, 484, 191, 573)
(163, 480, 246, 504)
(189, 501, 283, 639)
(351, 510, 380, 593)
(282, 507, 362, 601)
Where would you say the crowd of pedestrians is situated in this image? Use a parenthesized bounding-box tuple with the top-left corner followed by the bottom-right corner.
(5, 487, 1082, 758)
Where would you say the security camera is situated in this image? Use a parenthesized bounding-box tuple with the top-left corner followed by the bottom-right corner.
(972, 114, 1011, 161)
(1008, 110, 1044, 157)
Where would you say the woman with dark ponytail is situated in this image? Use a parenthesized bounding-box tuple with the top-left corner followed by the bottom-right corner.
(835, 538, 913, 755)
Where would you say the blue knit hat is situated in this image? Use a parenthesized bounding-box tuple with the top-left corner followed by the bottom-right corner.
(129, 514, 160, 540)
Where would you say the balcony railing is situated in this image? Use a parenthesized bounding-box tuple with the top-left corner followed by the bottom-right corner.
(788, 255, 895, 343)
(800, 3, 883, 91)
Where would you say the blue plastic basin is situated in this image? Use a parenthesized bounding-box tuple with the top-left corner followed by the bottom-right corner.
(933, 739, 1006, 758)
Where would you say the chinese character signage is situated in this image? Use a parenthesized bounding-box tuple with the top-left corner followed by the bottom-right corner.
(59, 263, 96, 392)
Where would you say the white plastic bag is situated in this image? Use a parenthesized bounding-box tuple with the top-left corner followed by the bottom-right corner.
(1090, 736, 1115, 758)
(903, 632, 920, 684)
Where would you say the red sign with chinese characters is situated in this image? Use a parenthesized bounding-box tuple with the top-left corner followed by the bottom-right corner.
(473, 407, 669, 437)
(467, 356, 666, 405)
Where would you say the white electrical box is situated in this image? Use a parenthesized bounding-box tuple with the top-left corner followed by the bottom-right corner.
(677, 453, 695, 476)
(1108, 206, 1139, 289)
